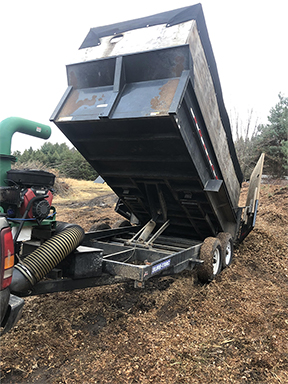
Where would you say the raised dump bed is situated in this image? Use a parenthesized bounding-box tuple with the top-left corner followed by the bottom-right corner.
(51, 4, 243, 243)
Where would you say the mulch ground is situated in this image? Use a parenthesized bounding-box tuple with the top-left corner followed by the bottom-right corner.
(1, 182, 287, 383)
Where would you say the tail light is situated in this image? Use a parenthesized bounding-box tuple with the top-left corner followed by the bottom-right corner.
(0, 227, 15, 290)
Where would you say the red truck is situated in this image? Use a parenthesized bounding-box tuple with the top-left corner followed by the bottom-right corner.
(0, 217, 24, 334)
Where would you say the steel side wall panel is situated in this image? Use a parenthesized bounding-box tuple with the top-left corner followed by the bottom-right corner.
(187, 22, 240, 208)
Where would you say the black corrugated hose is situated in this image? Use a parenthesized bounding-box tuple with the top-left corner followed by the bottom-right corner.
(11, 225, 85, 293)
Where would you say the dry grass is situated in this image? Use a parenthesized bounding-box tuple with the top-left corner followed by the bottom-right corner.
(53, 179, 112, 203)
(52, 179, 119, 231)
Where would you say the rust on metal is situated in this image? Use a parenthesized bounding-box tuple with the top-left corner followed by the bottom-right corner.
(150, 79, 179, 114)
(58, 90, 100, 117)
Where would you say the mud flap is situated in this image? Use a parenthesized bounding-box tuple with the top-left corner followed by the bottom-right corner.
(237, 153, 265, 243)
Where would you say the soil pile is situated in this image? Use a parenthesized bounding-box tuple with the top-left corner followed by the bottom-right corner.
(1, 180, 287, 383)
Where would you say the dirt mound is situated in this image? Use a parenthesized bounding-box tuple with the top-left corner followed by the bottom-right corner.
(1, 181, 287, 383)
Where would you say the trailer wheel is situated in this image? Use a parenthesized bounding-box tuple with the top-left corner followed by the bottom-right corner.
(217, 232, 233, 268)
(89, 223, 111, 231)
(197, 237, 222, 283)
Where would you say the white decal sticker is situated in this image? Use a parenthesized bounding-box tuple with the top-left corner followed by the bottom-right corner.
(151, 259, 171, 275)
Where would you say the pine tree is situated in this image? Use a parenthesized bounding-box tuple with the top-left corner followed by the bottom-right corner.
(256, 94, 288, 178)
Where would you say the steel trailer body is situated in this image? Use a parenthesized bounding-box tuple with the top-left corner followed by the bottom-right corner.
(51, 4, 243, 245)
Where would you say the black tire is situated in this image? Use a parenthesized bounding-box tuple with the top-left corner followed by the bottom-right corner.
(89, 223, 111, 232)
(217, 232, 233, 268)
(113, 219, 132, 228)
(197, 237, 222, 283)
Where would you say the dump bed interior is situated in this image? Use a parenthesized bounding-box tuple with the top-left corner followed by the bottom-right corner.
(51, 4, 243, 241)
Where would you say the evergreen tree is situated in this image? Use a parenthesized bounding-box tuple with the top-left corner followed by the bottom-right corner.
(255, 94, 288, 178)
(59, 149, 98, 180)
(12, 143, 98, 180)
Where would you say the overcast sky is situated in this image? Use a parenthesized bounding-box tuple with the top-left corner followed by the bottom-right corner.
(1, 0, 287, 153)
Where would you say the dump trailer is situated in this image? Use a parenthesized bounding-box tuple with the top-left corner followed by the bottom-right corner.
(0, 4, 264, 334)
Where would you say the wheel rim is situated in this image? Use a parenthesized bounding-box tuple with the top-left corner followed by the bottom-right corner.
(225, 242, 232, 265)
(213, 247, 221, 275)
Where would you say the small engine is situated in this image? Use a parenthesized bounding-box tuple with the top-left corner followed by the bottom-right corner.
(20, 187, 53, 220)
(5, 169, 55, 222)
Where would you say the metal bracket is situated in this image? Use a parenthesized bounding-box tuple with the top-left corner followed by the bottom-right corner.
(126, 219, 170, 247)
(204, 179, 223, 192)
(100, 56, 126, 118)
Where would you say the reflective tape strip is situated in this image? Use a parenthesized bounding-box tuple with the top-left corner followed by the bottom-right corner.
(190, 108, 218, 179)
(3, 267, 14, 279)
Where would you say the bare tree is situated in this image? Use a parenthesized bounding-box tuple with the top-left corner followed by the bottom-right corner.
(229, 108, 259, 180)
